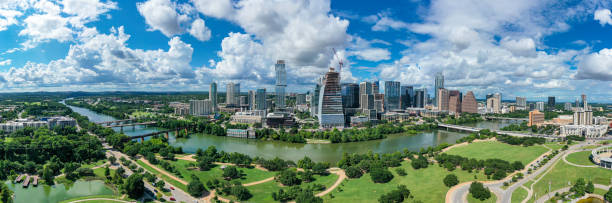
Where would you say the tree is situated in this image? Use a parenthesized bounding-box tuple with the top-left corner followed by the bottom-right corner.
(277, 169, 301, 186)
(297, 157, 314, 169)
(300, 170, 314, 182)
(295, 189, 323, 203)
(198, 156, 214, 171)
(395, 168, 407, 176)
(345, 166, 363, 179)
(469, 182, 491, 201)
(42, 165, 55, 185)
(443, 174, 459, 187)
(370, 167, 394, 183)
(154, 180, 165, 188)
(492, 170, 506, 180)
(222, 166, 242, 180)
(0, 184, 12, 203)
(570, 178, 586, 197)
(124, 174, 145, 199)
(187, 175, 206, 197)
(104, 166, 111, 177)
(586, 181, 594, 194)
(378, 185, 410, 203)
(311, 162, 329, 175)
(109, 156, 117, 165)
(231, 185, 252, 200)
(605, 187, 612, 202)
(511, 161, 524, 170)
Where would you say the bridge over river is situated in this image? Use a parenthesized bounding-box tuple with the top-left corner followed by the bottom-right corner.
(437, 123, 557, 140)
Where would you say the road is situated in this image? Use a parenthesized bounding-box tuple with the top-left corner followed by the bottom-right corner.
(534, 184, 609, 203)
(446, 141, 590, 203)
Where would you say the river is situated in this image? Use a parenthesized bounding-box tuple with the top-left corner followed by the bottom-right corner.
(65, 102, 504, 163)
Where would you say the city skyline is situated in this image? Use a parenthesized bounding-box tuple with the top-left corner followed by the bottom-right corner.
(1, 1, 612, 102)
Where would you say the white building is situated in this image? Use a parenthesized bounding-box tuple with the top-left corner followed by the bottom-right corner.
(190, 99, 213, 116)
(231, 110, 266, 124)
(560, 125, 608, 138)
(536, 101, 545, 111)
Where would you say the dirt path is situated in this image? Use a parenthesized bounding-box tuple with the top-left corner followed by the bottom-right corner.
(315, 168, 346, 197)
(67, 198, 134, 203)
(201, 189, 232, 203)
(139, 158, 188, 185)
(243, 177, 274, 187)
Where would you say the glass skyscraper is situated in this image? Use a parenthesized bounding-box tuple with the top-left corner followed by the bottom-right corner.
(400, 85, 413, 109)
(275, 60, 286, 108)
(384, 81, 400, 111)
(434, 72, 444, 106)
(341, 83, 359, 108)
(318, 68, 344, 128)
(209, 82, 217, 112)
(255, 88, 266, 110)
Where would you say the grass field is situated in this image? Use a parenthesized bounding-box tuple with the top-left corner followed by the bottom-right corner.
(468, 193, 497, 203)
(161, 159, 274, 184)
(532, 159, 612, 198)
(445, 141, 549, 165)
(511, 187, 528, 203)
(234, 173, 339, 202)
(323, 161, 490, 203)
(565, 151, 595, 166)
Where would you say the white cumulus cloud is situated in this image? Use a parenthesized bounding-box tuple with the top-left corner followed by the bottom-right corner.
(137, 0, 212, 41)
(594, 9, 612, 26)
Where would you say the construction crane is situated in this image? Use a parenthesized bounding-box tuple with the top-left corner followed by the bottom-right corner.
(332, 48, 343, 73)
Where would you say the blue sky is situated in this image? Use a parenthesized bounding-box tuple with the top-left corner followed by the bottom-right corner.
(1, 0, 612, 102)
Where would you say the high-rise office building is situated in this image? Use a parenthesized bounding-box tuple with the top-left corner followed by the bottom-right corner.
(318, 68, 345, 128)
(437, 88, 449, 111)
(536, 101, 545, 111)
(248, 90, 255, 110)
(239, 96, 248, 108)
(360, 94, 375, 110)
(374, 93, 384, 113)
(384, 81, 401, 111)
(400, 85, 413, 109)
(372, 81, 380, 94)
(486, 93, 501, 113)
(434, 72, 444, 106)
(226, 82, 240, 107)
(548, 96, 555, 108)
(448, 90, 461, 114)
(311, 80, 322, 117)
(414, 89, 426, 108)
(255, 88, 266, 111)
(516, 97, 526, 108)
(296, 94, 307, 105)
(359, 82, 372, 110)
(190, 99, 213, 116)
(210, 82, 217, 111)
(275, 60, 287, 108)
(575, 98, 580, 109)
(582, 94, 588, 110)
(461, 91, 478, 114)
(341, 83, 359, 108)
(564, 102, 572, 111)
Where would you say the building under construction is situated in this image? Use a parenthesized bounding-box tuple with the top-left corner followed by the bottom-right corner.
(318, 67, 345, 128)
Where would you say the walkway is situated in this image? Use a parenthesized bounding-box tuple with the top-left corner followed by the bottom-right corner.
(66, 198, 135, 203)
(138, 158, 188, 185)
(315, 168, 346, 197)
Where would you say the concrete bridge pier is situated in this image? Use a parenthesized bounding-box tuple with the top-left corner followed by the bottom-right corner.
(165, 132, 169, 139)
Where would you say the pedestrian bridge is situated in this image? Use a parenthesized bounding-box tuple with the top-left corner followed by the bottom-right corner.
(437, 123, 554, 139)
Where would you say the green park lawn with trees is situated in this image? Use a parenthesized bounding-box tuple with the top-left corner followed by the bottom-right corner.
(532, 159, 612, 199)
(323, 161, 491, 203)
(158, 159, 274, 184)
(511, 186, 528, 203)
(565, 151, 596, 166)
(445, 141, 549, 165)
(227, 172, 339, 202)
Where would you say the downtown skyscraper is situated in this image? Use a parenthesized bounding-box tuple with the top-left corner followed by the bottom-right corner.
(210, 82, 217, 112)
(434, 72, 444, 106)
(226, 82, 240, 107)
(275, 60, 287, 109)
(318, 68, 344, 128)
(384, 81, 400, 111)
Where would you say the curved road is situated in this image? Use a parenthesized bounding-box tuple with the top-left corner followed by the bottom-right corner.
(67, 198, 135, 203)
(534, 184, 609, 203)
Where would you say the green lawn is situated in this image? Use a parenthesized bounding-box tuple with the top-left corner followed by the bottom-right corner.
(565, 151, 595, 166)
(544, 143, 566, 151)
(324, 161, 491, 203)
(165, 159, 274, 184)
(230, 173, 339, 202)
(532, 159, 612, 198)
(81, 160, 107, 169)
(511, 187, 528, 203)
(595, 188, 608, 196)
(445, 141, 549, 165)
(93, 167, 115, 178)
(468, 192, 497, 203)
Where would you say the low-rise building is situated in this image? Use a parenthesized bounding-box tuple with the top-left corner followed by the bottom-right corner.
(227, 128, 256, 139)
(350, 116, 369, 127)
(381, 112, 413, 123)
(231, 110, 266, 124)
(0, 117, 76, 133)
(560, 125, 608, 138)
(266, 113, 295, 128)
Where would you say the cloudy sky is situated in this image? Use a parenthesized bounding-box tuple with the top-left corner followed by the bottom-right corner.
(1, 0, 612, 102)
